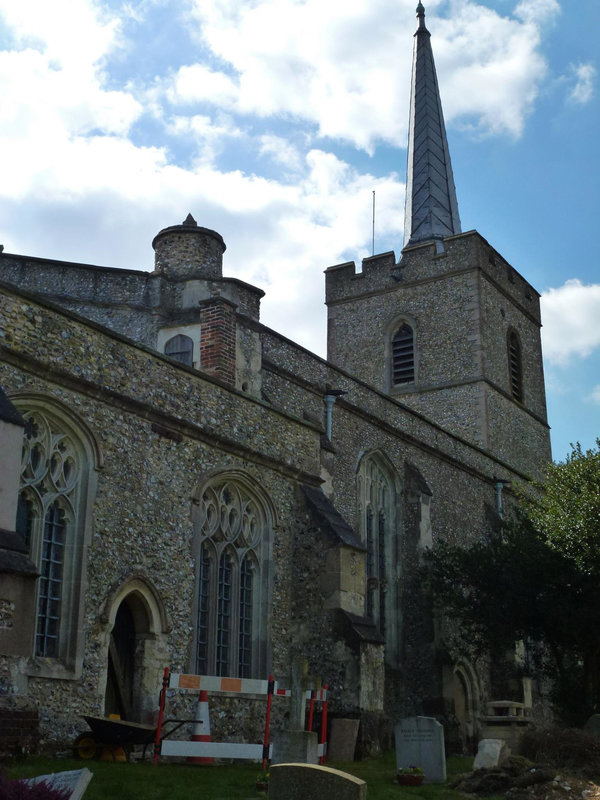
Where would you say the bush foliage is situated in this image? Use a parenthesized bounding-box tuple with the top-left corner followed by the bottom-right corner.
(0, 775, 71, 800)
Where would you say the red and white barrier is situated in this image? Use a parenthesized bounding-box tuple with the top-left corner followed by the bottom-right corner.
(153, 668, 328, 768)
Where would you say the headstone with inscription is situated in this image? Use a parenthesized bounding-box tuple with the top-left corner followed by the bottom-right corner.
(26, 769, 93, 800)
(395, 716, 446, 783)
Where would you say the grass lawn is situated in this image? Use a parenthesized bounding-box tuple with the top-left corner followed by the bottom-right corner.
(4, 752, 474, 800)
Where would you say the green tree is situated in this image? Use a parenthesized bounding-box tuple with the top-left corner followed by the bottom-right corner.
(424, 441, 600, 723)
(523, 440, 600, 575)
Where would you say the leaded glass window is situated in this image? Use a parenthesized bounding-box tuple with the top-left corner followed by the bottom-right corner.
(358, 455, 396, 644)
(194, 477, 270, 678)
(15, 406, 89, 664)
(238, 556, 254, 679)
(196, 543, 212, 674)
(216, 550, 233, 675)
(36, 502, 66, 657)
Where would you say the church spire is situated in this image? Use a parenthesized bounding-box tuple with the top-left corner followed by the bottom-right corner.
(403, 3, 461, 248)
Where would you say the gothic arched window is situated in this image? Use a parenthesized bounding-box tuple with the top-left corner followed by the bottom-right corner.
(357, 455, 397, 649)
(508, 330, 523, 403)
(14, 402, 97, 670)
(194, 477, 271, 678)
(391, 322, 415, 385)
(165, 334, 194, 367)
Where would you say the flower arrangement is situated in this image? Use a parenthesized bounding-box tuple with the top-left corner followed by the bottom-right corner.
(255, 770, 270, 792)
(396, 766, 424, 786)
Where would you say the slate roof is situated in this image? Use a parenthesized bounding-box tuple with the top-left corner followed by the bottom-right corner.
(404, 3, 461, 247)
(302, 486, 365, 550)
(0, 386, 24, 427)
(338, 610, 385, 645)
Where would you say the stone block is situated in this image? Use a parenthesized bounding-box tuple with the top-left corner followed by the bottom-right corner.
(328, 719, 360, 762)
(473, 738, 508, 769)
(271, 730, 318, 765)
(270, 763, 366, 800)
(395, 715, 446, 783)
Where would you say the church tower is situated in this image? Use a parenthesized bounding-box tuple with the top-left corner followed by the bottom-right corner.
(325, 3, 551, 479)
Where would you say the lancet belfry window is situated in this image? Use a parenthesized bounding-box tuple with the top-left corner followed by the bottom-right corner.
(164, 334, 193, 367)
(15, 409, 86, 660)
(391, 323, 415, 385)
(508, 331, 523, 403)
(194, 478, 270, 678)
(358, 455, 396, 639)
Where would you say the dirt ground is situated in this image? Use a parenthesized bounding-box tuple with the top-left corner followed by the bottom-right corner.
(451, 762, 600, 800)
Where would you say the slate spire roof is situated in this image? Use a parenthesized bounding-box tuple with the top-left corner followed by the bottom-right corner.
(403, 2, 461, 248)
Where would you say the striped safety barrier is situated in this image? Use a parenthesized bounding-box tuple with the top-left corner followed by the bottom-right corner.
(153, 668, 328, 768)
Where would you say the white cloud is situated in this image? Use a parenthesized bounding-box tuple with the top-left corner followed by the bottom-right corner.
(0, 0, 121, 69)
(164, 0, 556, 147)
(541, 280, 600, 365)
(587, 386, 600, 405)
(514, 0, 560, 27)
(259, 136, 303, 172)
(567, 62, 596, 105)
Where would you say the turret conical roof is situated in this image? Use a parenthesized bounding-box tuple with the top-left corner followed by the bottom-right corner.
(403, 3, 461, 247)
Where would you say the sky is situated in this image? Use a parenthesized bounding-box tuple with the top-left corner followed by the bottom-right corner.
(0, 0, 598, 464)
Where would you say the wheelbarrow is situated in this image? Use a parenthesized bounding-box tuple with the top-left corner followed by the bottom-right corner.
(73, 714, 190, 761)
(73, 715, 158, 761)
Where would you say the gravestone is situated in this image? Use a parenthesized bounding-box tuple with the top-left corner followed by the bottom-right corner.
(270, 763, 366, 800)
(328, 719, 360, 761)
(584, 714, 600, 739)
(272, 659, 318, 765)
(473, 738, 508, 769)
(395, 716, 446, 783)
(26, 769, 93, 800)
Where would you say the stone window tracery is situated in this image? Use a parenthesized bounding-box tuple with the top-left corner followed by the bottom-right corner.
(194, 478, 271, 678)
(14, 405, 93, 668)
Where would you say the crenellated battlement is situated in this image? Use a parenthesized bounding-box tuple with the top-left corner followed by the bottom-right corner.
(325, 250, 397, 304)
(326, 231, 540, 323)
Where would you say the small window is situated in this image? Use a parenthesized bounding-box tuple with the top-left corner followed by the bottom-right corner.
(165, 334, 193, 367)
(392, 323, 415, 385)
(508, 331, 523, 402)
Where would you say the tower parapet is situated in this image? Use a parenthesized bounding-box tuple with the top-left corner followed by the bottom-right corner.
(152, 213, 226, 280)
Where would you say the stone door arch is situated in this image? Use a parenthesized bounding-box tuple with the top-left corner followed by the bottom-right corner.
(453, 661, 480, 753)
(102, 578, 169, 723)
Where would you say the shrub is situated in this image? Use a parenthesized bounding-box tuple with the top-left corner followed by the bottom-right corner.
(520, 727, 600, 776)
(0, 774, 71, 800)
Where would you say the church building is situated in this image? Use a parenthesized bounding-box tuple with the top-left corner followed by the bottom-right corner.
(0, 3, 551, 755)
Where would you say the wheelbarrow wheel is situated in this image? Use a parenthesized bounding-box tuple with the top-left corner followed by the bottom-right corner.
(74, 733, 99, 760)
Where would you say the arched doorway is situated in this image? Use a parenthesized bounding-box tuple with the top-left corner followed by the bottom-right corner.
(453, 662, 480, 753)
(105, 600, 138, 719)
(103, 581, 168, 723)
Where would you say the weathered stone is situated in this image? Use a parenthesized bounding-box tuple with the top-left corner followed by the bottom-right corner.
(270, 763, 366, 800)
(395, 716, 446, 783)
(474, 738, 508, 769)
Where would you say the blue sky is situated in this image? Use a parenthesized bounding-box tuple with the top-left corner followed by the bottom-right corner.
(0, 0, 598, 464)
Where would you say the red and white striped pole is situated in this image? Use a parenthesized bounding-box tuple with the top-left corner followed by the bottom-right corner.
(319, 686, 328, 764)
(153, 667, 170, 766)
